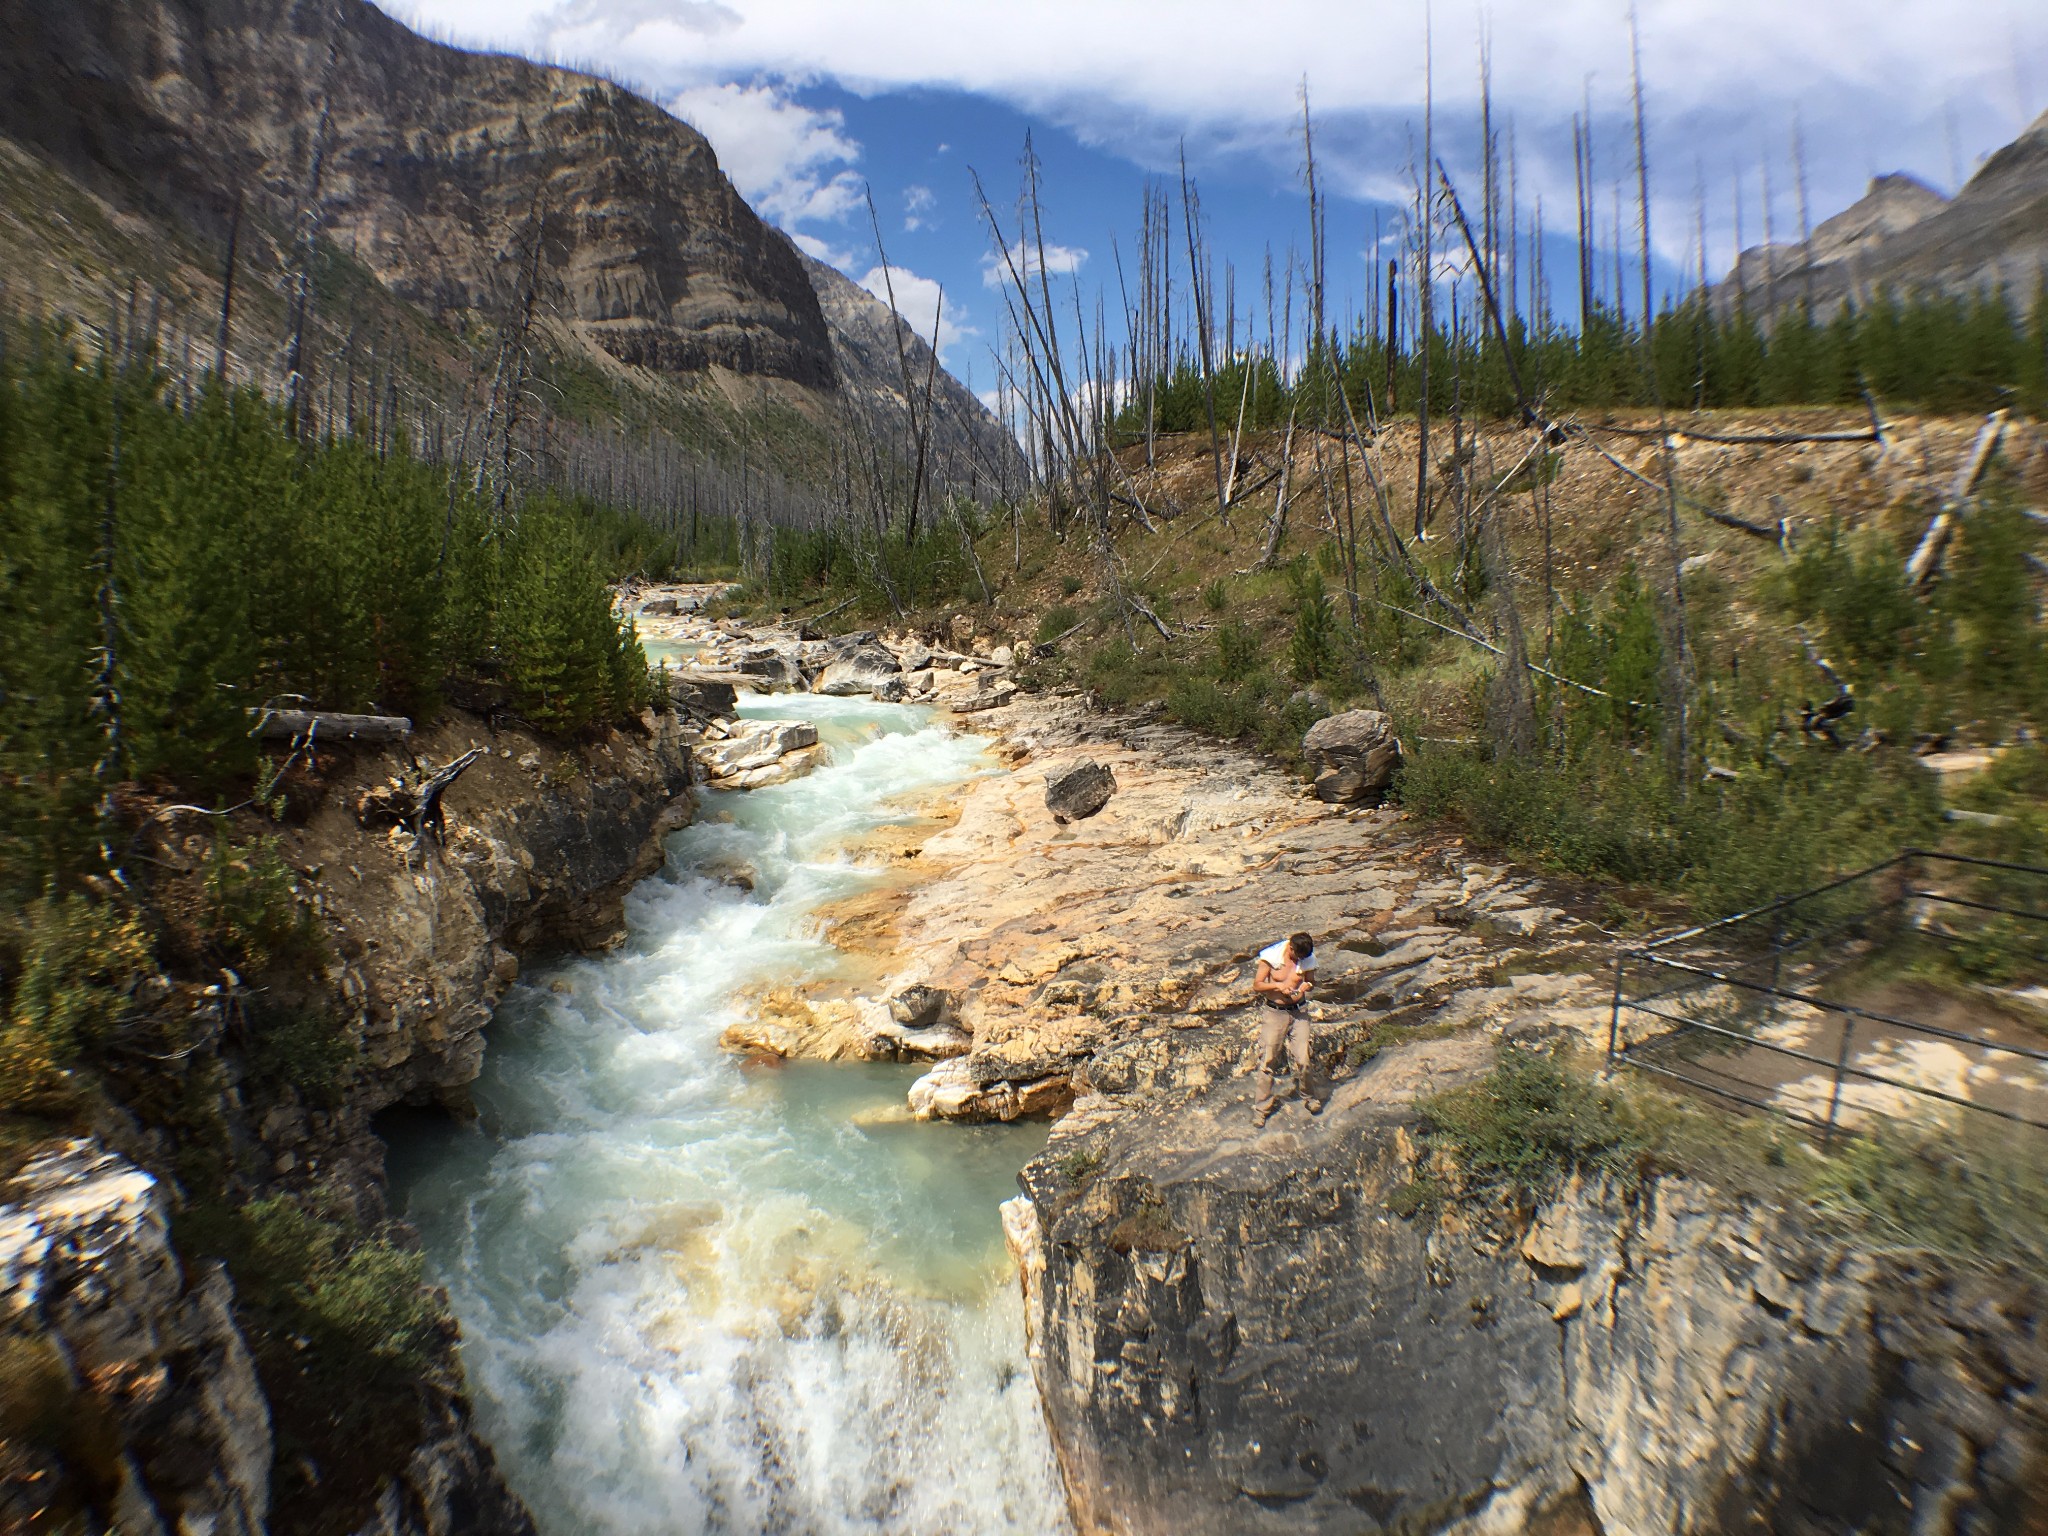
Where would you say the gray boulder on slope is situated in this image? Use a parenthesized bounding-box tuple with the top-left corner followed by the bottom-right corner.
(1045, 761, 1118, 823)
(1301, 710, 1402, 804)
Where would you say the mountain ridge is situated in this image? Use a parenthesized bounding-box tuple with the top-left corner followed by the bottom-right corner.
(1722, 110, 2048, 315)
(0, 0, 1021, 503)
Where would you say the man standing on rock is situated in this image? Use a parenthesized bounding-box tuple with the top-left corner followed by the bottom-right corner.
(1252, 932, 1322, 1126)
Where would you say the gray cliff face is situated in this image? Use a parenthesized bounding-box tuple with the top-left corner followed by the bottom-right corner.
(0, 0, 838, 388)
(1, 1142, 270, 1536)
(0, 709, 695, 1534)
(1009, 1050, 2046, 1536)
(800, 251, 1029, 495)
(1724, 112, 2048, 314)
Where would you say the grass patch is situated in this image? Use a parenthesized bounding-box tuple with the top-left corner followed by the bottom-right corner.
(1408, 1044, 1654, 1207)
(1406, 1045, 2048, 1271)
(1807, 1119, 2048, 1268)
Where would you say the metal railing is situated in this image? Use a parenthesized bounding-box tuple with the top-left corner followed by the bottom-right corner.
(1606, 850, 2048, 1143)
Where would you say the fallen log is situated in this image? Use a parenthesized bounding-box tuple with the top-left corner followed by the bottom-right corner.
(252, 708, 412, 743)
(1905, 410, 2009, 593)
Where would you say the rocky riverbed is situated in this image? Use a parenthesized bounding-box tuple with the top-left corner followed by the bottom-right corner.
(635, 594, 2047, 1536)
(9, 589, 2041, 1536)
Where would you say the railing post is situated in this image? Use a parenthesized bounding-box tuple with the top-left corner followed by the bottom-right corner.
(1764, 913, 1786, 1028)
(1606, 953, 1627, 1073)
(1822, 1012, 1856, 1148)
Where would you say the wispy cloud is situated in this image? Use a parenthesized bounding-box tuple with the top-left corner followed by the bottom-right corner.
(667, 79, 863, 230)
(903, 182, 937, 231)
(858, 263, 976, 362)
(980, 237, 1088, 290)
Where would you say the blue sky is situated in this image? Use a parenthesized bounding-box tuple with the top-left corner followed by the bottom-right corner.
(382, 0, 2048, 387)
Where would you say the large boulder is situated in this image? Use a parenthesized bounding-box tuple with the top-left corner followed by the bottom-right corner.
(888, 984, 952, 1029)
(1301, 709, 1402, 804)
(952, 679, 1019, 714)
(1045, 760, 1117, 823)
(665, 671, 739, 719)
(693, 719, 822, 787)
(813, 641, 903, 697)
(730, 645, 806, 692)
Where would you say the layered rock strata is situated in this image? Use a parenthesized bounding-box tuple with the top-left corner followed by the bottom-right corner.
(1007, 1081, 2046, 1534)
(0, 0, 834, 388)
(1, 1142, 269, 1536)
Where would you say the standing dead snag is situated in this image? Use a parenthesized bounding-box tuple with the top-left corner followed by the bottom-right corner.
(1255, 410, 1299, 570)
(1179, 147, 1230, 524)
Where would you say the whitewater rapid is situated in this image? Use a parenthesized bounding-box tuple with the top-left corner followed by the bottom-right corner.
(390, 694, 1073, 1536)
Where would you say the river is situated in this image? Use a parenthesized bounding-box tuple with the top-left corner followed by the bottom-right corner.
(387, 693, 1072, 1536)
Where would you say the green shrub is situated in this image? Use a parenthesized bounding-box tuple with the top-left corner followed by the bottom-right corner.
(1166, 675, 1264, 740)
(1288, 567, 1338, 682)
(201, 837, 321, 974)
(1941, 490, 2046, 727)
(1398, 734, 1940, 918)
(180, 1194, 441, 1379)
(1202, 577, 1229, 612)
(244, 1001, 358, 1106)
(1781, 520, 1922, 677)
(1808, 1118, 2048, 1268)
(0, 894, 153, 1112)
(1214, 621, 1262, 682)
(1413, 1044, 1650, 1204)
(1037, 604, 1079, 645)
(1060, 574, 1083, 596)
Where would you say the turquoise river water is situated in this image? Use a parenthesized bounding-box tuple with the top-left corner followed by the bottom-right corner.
(388, 694, 1072, 1535)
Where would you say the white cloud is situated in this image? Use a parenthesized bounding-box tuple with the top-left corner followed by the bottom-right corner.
(666, 79, 862, 229)
(384, 0, 2048, 264)
(903, 183, 937, 230)
(980, 237, 1088, 290)
(858, 263, 976, 361)
(789, 230, 857, 270)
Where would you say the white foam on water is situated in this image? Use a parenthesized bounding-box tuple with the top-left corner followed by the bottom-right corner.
(396, 694, 1073, 1536)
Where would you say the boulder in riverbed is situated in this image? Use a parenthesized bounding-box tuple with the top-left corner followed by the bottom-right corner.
(1045, 760, 1117, 823)
(909, 1059, 1074, 1121)
(693, 719, 822, 787)
(813, 641, 904, 696)
(731, 645, 807, 692)
(666, 671, 739, 719)
(1300, 709, 1402, 804)
(888, 984, 951, 1029)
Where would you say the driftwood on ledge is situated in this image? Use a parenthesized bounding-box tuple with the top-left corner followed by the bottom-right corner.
(355, 748, 485, 844)
(251, 708, 413, 743)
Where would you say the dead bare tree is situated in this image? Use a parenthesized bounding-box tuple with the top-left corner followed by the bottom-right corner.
(214, 191, 243, 381)
(1179, 146, 1230, 522)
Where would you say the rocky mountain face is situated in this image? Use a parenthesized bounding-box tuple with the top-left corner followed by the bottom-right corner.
(0, 0, 1019, 494)
(0, 0, 832, 386)
(1725, 112, 2048, 314)
(804, 251, 1027, 497)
